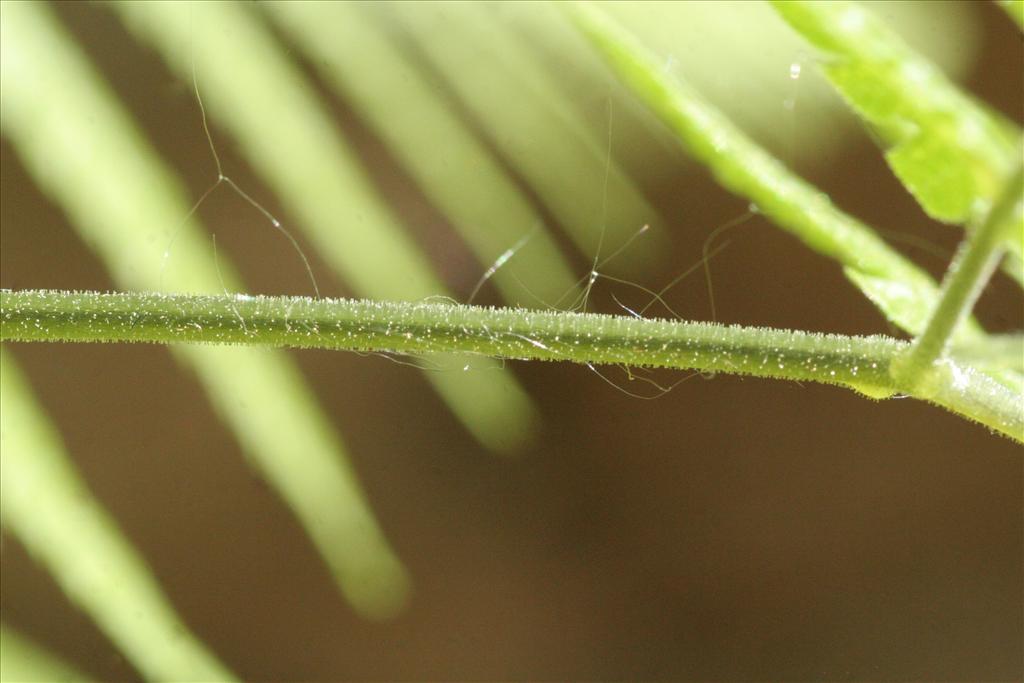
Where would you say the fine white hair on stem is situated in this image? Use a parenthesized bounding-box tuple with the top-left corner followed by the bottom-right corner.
(161, 3, 321, 299)
(466, 227, 539, 305)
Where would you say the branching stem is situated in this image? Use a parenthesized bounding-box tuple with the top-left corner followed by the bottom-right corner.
(2, 288, 1021, 442)
(892, 164, 1023, 392)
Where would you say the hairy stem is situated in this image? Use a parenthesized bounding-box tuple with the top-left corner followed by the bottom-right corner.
(892, 164, 1023, 391)
(2, 289, 1021, 442)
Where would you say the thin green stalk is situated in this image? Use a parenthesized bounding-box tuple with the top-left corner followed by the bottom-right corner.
(893, 164, 1024, 392)
(3, 289, 1021, 443)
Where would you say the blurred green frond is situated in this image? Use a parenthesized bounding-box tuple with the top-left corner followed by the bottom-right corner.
(263, 1, 581, 307)
(997, 0, 1024, 30)
(379, 0, 667, 271)
(0, 350, 235, 681)
(1, 624, 90, 683)
(0, 0, 409, 619)
(1, 0, 1019, 679)
(109, 0, 536, 451)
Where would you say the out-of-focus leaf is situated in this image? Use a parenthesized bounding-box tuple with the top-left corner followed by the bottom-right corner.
(586, 1, 980, 171)
(0, 351, 236, 681)
(953, 333, 1024, 372)
(110, 0, 536, 451)
(998, 0, 1024, 31)
(0, 0, 409, 619)
(382, 0, 666, 272)
(1, 623, 91, 683)
(264, 1, 579, 307)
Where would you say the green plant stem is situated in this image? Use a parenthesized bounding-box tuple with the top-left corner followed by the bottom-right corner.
(893, 164, 1023, 392)
(3, 289, 1021, 442)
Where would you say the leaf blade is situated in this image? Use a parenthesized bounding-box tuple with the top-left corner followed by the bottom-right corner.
(563, 1, 981, 340)
(771, 0, 1023, 283)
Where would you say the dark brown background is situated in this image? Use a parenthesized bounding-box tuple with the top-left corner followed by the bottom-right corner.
(1, 1, 1021, 681)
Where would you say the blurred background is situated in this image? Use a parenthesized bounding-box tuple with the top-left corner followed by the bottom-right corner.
(1, 1, 1021, 680)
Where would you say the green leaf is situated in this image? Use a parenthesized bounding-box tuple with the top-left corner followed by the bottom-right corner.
(883, 125, 977, 222)
(771, 0, 1023, 283)
(841, 266, 942, 336)
(562, 0, 982, 341)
